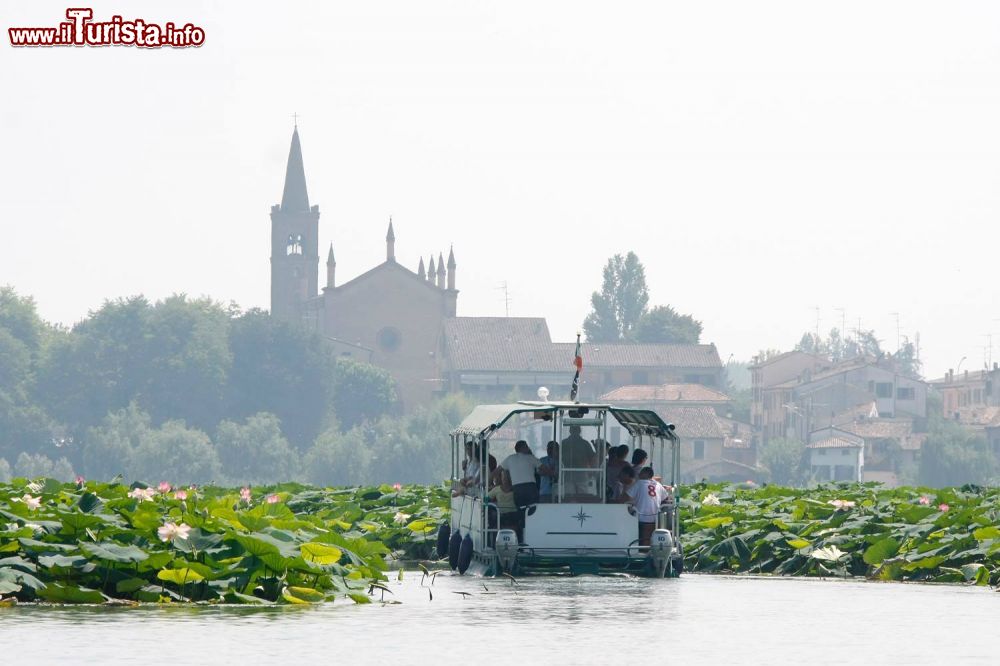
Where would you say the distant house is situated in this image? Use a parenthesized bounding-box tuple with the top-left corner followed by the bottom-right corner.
(600, 383, 733, 415)
(441, 318, 724, 402)
(806, 427, 864, 482)
(931, 366, 1000, 418)
(835, 416, 923, 486)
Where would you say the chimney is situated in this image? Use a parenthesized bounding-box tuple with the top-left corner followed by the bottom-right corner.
(965, 369, 969, 381)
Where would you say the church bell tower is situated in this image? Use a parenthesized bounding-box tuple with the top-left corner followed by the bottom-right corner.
(270, 125, 320, 321)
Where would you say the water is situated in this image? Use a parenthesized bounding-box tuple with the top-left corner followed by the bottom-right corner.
(2, 574, 996, 665)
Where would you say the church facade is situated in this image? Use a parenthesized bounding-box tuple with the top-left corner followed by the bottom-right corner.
(269, 127, 723, 412)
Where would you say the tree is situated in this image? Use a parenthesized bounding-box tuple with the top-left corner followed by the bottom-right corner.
(127, 420, 221, 485)
(630, 305, 702, 344)
(226, 309, 335, 450)
(13, 451, 75, 481)
(215, 413, 298, 485)
(332, 358, 397, 430)
(81, 403, 152, 480)
(917, 420, 996, 487)
(0, 458, 10, 482)
(583, 252, 649, 342)
(759, 437, 805, 485)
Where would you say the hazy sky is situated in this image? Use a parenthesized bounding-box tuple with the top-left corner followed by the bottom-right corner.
(2, 1, 999, 379)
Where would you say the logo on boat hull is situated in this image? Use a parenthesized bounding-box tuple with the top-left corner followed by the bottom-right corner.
(572, 507, 592, 526)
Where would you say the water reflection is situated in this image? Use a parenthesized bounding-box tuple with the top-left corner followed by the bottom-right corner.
(2, 574, 996, 665)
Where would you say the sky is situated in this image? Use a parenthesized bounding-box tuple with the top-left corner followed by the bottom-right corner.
(2, 1, 999, 379)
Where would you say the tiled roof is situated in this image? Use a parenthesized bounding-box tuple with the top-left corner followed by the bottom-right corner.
(443, 318, 722, 372)
(600, 383, 731, 403)
(838, 419, 913, 440)
(656, 406, 727, 439)
(442, 318, 560, 371)
(552, 342, 723, 369)
(772, 358, 875, 389)
(954, 405, 1000, 427)
(806, 436, 863, 449)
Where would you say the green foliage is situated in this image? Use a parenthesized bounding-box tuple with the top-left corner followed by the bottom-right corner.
(0, 478, 451, 604)
(758, 437, 805, 485)
(332, 358, 397, 430)
(918, 419, 996, 487)
(215, 413, 298, 485)
(583, 252, 649, 342)
(127, 421, 221, 485)
(631, 305, 702, 344)
(0, 458, 11, 483)
(13, 452, 75, 481)
(226, 309, 336, 449)
(680, 482, 1000, 585)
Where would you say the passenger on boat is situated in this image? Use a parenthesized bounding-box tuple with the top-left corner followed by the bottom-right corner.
(609, 463, 636, 500)
(538, 441, 559, 503)
(627, 466, 670, 546)
(562, 425, 598, 498)
(631, 448, 648, 475)
(496, 440, 553, 509)
(487, 469, 519, 531)
(607, 444, 629, 480)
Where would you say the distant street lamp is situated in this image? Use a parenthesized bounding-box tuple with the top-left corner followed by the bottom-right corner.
(957, 356, 967, 374)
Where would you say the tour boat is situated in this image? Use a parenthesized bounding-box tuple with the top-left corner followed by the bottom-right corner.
(437, 398, 684, 577)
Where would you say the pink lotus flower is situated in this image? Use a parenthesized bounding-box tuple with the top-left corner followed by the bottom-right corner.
(128, 487, 157, 502)
(240, 487, 252, 503)
(918, 496, 930, 505)
(157, 521, 191, 542)
(828, 499, 856, 511)
(265, 494, 280, 504)
(20, 494, 41, 511)
(158, 482, 172, 493)
(75, 475, 86, 486)
(173, 489, 188, 501)
(938, 503, 949, 512)
(392, 483, 402, 491)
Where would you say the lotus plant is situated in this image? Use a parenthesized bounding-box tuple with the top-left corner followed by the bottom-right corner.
(128, 487, 157, 502)
(702, 493, 721, 506)
(828, 499, 856, 511)
(240, 487, 252, 503)
(19, 494, 41, 510)
(157, 521, 191, 542)
(266, 494, 280, 504)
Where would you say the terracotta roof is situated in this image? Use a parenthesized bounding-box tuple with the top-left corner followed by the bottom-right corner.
(442, 318, 560, 371)
(772, 358, 876, 389)
(599, 383, 731, 403)
(806, 436, 863, 449)
(656, 406, 727, 439)
(443, 319, 723, 372)
(954, 405, 1000, 427)
(553, 342, 723, 369)
(838, 419, 913, 440)
(748, 350, 828, 369)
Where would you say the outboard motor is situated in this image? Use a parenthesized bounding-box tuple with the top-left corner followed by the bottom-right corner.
(649, 529, 674, 578)
(495, 529, 519, 574)
(457, 533, 474, 574)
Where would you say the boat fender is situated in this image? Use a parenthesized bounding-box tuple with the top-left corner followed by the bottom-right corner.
(436, 522, 450, 559)
(448, 530, 462, 570)
(457, 533, 473, 574)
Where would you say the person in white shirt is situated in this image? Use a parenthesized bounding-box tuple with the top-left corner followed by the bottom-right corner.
(625, 466, 668, 546)
(495, 440, 554, 514)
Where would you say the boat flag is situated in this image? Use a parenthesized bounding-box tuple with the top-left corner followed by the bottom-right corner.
(569, 333, 583, 402)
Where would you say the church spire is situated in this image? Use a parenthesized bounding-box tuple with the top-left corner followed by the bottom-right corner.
(417, 256, 426, 279)
(446, 245, 456, 290)
(325, 243, 336, 289)
(386, 218, 396, 262)
(428, 255, 436, 281)
(280, 126, 310, 213)
(436, 252, 446, 288)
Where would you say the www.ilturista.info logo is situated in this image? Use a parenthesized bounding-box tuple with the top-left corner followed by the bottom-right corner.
(8, 8, 205, 48)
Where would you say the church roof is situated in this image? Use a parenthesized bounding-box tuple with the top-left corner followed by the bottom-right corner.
(280, 127, 310, 213)
(551, 342, 723, 368)
(443, 317, 558, 371)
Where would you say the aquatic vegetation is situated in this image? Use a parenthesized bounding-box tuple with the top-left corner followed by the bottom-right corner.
(0, 479, 449, 605)
(680, 483, 1000, 585)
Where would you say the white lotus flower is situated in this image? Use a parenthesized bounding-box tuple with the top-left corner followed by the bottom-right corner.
(128, 487, 157, 502)
(702, 493, 721, 506)
(810, 545, 847, 561)
(157, 521, 191, 542)
(828, 499, 856, 511)
(21, 494, 41, 510)
(393, 512, 412, 525)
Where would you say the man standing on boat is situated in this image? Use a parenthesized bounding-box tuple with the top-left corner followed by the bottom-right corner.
(495, 441, 553, 522)
(562, 425, 598, 499)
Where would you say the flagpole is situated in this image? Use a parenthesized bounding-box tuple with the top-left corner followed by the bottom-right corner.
(569, 332, 583, 402)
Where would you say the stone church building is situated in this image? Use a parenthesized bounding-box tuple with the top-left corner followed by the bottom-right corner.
(269, 127, 723, 411)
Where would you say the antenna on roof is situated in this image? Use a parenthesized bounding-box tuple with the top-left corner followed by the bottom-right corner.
(495, 281, 511, 317)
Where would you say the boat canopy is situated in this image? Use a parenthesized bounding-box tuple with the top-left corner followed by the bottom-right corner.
(450, 401, 677, 441)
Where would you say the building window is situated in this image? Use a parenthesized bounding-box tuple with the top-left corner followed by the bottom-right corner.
(693, 440, 705, 460)
(376, 327, 401, 352)
(286, 234, 303, 255)
(897, 387, 915, 401)
(875, 382, 893, 399)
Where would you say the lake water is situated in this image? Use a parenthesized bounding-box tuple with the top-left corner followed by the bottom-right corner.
(2, 574, 996, 665)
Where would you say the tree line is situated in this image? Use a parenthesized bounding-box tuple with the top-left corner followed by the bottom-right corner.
(0, 287, 464, 485)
